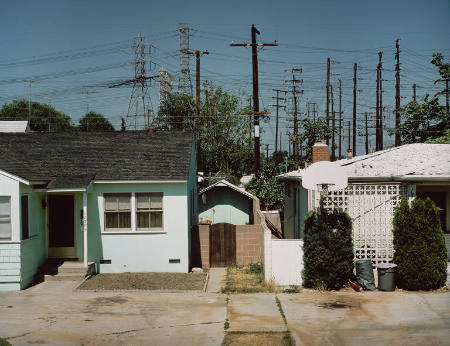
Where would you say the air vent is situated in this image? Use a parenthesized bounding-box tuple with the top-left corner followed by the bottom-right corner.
(100, 260, 111, 264)
(169, 259, 180, 264)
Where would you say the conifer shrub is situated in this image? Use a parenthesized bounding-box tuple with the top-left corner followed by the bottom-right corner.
(393, 197, 447, 290)
(303, 208, 354, 290)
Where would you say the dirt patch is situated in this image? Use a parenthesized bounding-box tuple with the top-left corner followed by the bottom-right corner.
(222, 264, 276, 294)
(222, 332, 294, 346)
(78, 272, 207, 291)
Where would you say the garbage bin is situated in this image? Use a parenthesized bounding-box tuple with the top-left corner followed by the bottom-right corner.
(356, 259, 376, 290)
(376, 263, 397, 291)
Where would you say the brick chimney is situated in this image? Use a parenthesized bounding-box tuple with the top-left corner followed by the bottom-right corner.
(312, 142, 330, 163)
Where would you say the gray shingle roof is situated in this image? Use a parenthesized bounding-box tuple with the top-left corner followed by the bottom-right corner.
(0, 131, 193, 188)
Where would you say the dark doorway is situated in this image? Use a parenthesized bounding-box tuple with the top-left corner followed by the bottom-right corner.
(49, 195, 75, 248)
(210, 223, 236, 267)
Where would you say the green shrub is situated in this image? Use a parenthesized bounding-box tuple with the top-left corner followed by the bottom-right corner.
(302, 208, 354, 290)
(393, 197, 447, 290)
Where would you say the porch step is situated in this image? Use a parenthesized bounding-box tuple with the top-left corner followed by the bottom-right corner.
(38, 260, 95, 282)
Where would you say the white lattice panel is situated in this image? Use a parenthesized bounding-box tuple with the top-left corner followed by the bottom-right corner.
(324, 184, 411, 264)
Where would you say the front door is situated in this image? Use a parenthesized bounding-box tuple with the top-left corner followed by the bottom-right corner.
(48, 195, 76, 258)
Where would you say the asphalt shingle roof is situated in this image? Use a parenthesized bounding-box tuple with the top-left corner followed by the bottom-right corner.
(0, 131, 193, 188)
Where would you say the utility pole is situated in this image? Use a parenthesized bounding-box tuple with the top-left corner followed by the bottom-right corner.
(434, 78, 449, 115)
(395, 39, 401, 146)
(365, 112, 369, 155)
(376, 51, 383, 151)
(178, 24, 193, 95)
(187, 49, 209, 170)
(271, 89, 287, 152)
(285, 68, 303, 161)
(353, 63, 357, 156)
(379, 51, 383, 151)
(331, 85, 336, 161)
(326, 57, 330, 145)
(265, 144, 270, 163)
(338, 79, 342, 159)
(230, 24, 278, 173)
(413, 83, 417, 102)
(347, 121, 351, 153)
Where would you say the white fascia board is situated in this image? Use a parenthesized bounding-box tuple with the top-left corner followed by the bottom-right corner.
(0, 169, 29, 185)
(46, 188, 86, 193)
(93, 180, 187, 184)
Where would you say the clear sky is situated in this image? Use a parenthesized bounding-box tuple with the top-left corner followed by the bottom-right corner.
(1, 0, 449, 155)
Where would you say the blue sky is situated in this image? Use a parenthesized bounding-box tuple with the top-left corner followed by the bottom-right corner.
(1, 0, 449, 155)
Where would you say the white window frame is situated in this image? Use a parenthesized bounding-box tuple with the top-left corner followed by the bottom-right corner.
(103, 192, 165, 234)
(0, 196, 12, 241)
(135, 192, 164, 232)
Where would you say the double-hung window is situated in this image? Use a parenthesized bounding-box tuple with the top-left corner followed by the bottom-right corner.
(0, 196, 11, 240)
(104, 194, 131, 231)
(136, 193, 163, 230)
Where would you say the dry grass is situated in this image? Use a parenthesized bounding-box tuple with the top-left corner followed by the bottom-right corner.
(222, 332, 294, 346)
(222, 263, 277, 294)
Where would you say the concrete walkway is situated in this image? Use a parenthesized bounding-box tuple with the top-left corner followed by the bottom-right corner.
(206, 268, 225, 293)
(227, 294, 287, 333)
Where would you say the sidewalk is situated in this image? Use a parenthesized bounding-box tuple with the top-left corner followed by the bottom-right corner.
(206, 267, 225, 293)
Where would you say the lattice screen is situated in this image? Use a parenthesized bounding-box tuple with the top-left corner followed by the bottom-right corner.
(323, 184, 412, 264)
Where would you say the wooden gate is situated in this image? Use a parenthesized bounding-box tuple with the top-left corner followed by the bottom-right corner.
(210, 223, 236, 267)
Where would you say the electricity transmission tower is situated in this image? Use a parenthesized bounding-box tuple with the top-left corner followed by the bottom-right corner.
(178, 23, 193, 95)
(109, 34, 155, 130)
(285, 68, 303, 161)
(158, 68, 173, 107)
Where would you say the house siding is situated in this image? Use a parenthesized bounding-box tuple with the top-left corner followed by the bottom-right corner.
(198, 187, 251, 225)
(89, 182, 190, 273)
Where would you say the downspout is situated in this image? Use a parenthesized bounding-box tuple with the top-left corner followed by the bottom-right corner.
(83, 191, 88, 268)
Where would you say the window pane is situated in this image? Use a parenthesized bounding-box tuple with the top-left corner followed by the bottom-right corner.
(136, 194, 150, 210)
(105, 196, 117, 211)
(105, 213, 118, 229)
(0, 219, 11, 239)
(118, 196, 130, 210)
(150, 211, 163, 228)
(0, 196, 10, 216)
(118, 212, 131, 228)
(137, 212, 149, 228)
(150, 194, 163, 210)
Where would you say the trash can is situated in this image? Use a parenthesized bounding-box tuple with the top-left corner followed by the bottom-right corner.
(376, 263, 397, 291)
(356, 259, 376, 290)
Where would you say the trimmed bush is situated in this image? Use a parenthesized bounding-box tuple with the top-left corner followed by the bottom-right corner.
(303, 208, 354, 290)
(393, 197, 447, 290)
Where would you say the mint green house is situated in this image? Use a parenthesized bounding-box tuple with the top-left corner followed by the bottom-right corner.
(198, 180, 259, 225)
(0, 131, 197, 291)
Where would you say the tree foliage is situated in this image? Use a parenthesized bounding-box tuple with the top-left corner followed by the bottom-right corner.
(431, 53, 450, 79)
(302, 208, 354, 290)
(245, 161, 285, 210)
(393, 198, 447, 290)
(154, 83, 253, 180)
(0, 99, 73, 132)
(78, 111, 115, 132)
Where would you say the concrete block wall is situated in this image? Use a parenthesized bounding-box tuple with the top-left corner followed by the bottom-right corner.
(198, 225, 210, 268)
(235, 225, 262, 265)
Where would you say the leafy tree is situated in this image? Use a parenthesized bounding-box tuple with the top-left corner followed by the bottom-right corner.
(431, 53, 450, 79)
(154, 82, 253, 180)
(302, 208, 354, 290)
(425, 129, 450, 144)
(0, 99, 73, 132)
(391, 95, 449, 143)
(293, 118, 334, 163)
(245, 161, 285, 210)
(78, 111, 115, 131)
(393, 198, 447, 290)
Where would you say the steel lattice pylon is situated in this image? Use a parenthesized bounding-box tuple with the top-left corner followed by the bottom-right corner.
(178, 23, 193, 95)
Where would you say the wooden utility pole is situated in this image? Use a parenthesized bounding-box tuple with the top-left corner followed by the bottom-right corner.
(379, 51, 383, 151)
(395, 39, 401, 147)
(347, 121, 351, 152)
(265, 144, 270, 162)
(271, 89, 287, 152)
(376, 51, 383, 151)
(365, 112, 369, 154)
(326, 57, 330, 145)
(338, 79, 342, 159)
(353, 63, 357, 156)
(187, 49, 209, 170)
(230, 25, 278, 173)
(413, 83, 417, 101)
(331, 85, 336, 161)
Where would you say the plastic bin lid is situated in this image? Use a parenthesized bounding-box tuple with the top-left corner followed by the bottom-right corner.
(376, 263, 397, 269)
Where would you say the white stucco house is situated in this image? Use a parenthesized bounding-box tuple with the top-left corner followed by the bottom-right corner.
(0, 131, 197, 290)
(279, 143, 450, 263)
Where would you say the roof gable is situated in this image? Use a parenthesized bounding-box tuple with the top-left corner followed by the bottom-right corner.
(199, 179, 257, 199)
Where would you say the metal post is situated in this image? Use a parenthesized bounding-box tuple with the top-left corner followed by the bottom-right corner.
(83, 192, 88, 268)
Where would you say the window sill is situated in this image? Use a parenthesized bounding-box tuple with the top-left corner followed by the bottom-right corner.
(102, 230, 166, 235)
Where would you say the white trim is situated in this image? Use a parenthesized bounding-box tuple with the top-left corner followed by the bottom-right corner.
(199, 179, 257, 199)
(131, 192, 136, 231)
(83, 192, 88, 268)
(47, 188, 86, 193)
(0, 169, 29, 185)
(101, 231, 166, 235)
(94, 180, 186, 184)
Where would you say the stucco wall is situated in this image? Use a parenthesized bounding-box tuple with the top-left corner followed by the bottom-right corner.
(89, 182, 190, 273)
(198, 187, 251, 225)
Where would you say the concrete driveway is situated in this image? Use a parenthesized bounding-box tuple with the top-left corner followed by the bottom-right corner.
(0, 281, 226, 346)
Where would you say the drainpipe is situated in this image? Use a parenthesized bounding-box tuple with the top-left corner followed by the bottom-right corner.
(83, 191, 88, 268)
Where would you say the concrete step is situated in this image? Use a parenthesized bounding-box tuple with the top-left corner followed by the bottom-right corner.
(39, 261, 94, 276)
(44, 273, 86, 282)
